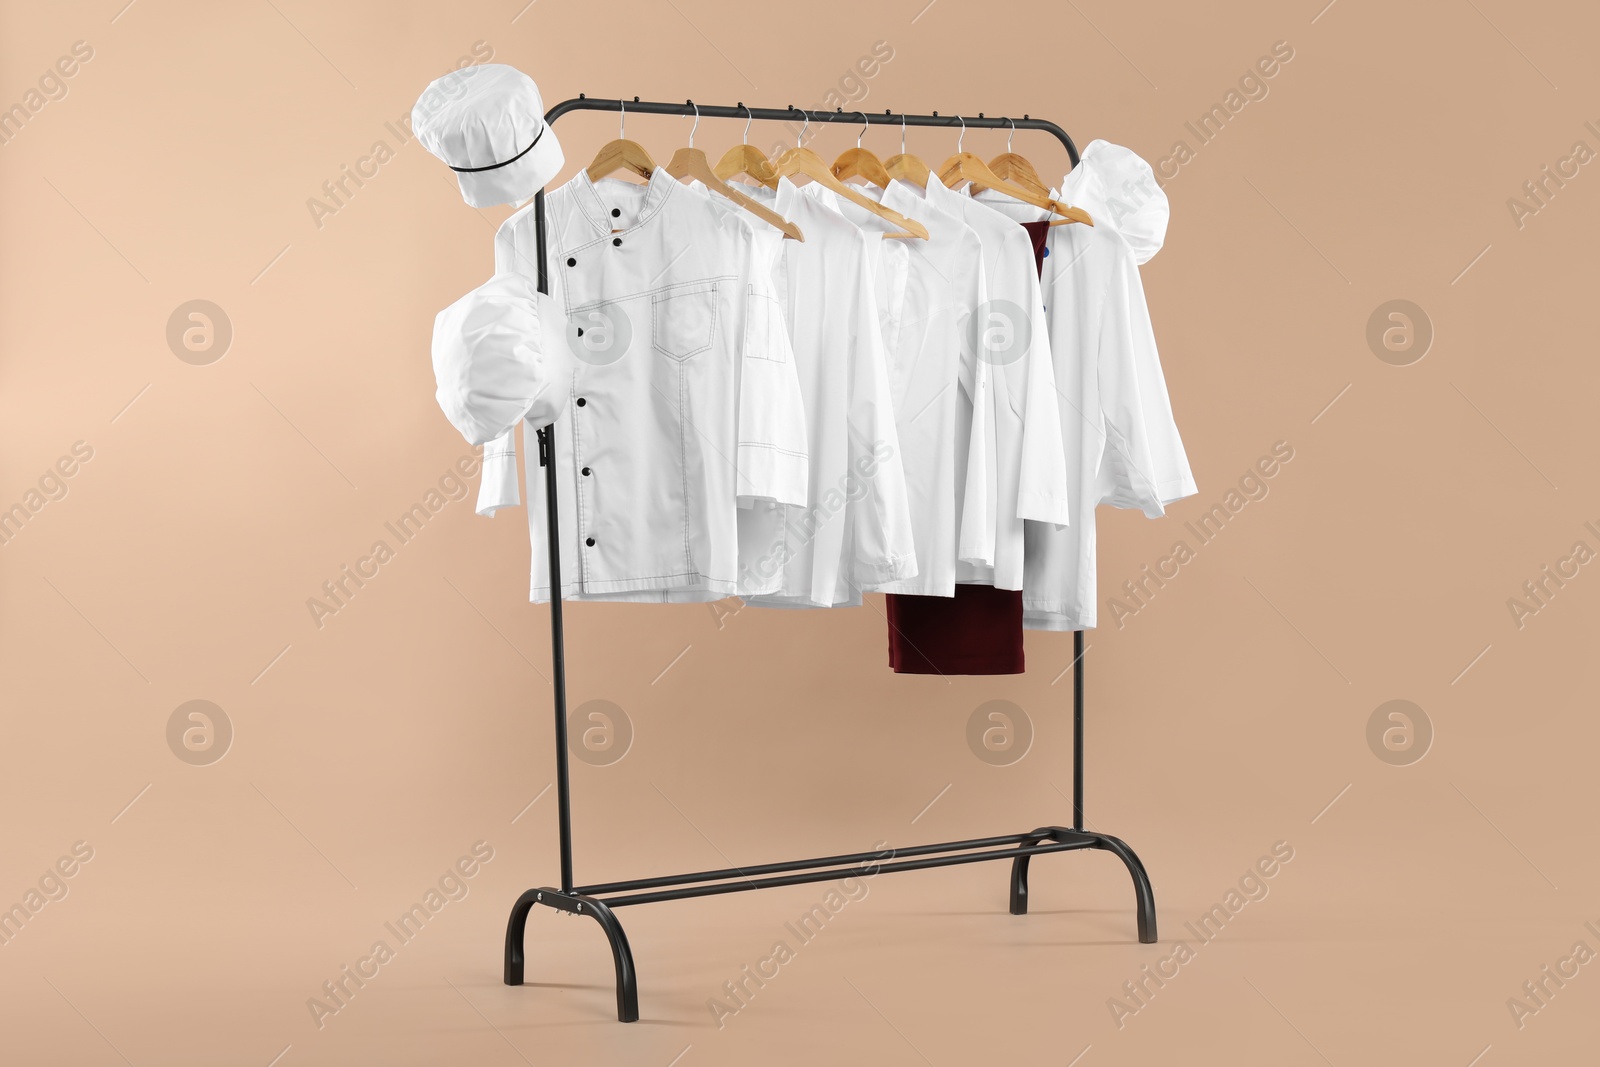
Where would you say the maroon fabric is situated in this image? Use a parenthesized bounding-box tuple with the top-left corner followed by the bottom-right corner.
(884, 218, 1053, 676)
(1021, 220, 1050, 276)
(886, 584, 1025, 675)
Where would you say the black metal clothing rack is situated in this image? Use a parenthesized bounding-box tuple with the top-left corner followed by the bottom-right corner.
(502, 97, 1157, 1023)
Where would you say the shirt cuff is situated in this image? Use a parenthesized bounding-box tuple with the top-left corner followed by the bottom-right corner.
(853, 553, 919, 588)
(1156, 473, 1198, 506)
(1016, 491, 1071, 527)
(475, 435, 521, 517)
(736, 445, 808, 508)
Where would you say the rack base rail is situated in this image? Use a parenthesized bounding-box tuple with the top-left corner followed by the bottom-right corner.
(501, 97, 1158, 1023)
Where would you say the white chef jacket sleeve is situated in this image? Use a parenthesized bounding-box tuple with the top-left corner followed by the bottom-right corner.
(475, 428, 522, 516)
(845, 237, 917, 586)
(959, 256, 996, 567)
(1117, 251, 1196, 508)
(735, 241, 809, 508)
(1011, 255, 1071, 526)
(473, 208, 537, 518)
(1096, 247, 1196, 518)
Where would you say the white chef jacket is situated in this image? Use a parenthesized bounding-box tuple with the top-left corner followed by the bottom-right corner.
(477, 167, 810, 602)
(972, 154, 1195, 630)
(922, 175, 1070, 591)
(805, 180, 989, 597)
(715, 178, 918, 606)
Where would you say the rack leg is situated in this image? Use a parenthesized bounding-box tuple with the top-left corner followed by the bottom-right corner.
(1006, 828, 1157, 943)
(1092, 834, 1158, 944)
(1008, 827, 1056, 916)
(503, 889, 538, 986)
(504, 888, 641, 1022)
(1073, 629, 1085, 828)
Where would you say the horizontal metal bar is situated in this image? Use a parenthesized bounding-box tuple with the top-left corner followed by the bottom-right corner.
(575, 832, 1043, 896)
(545, 96, 1080, 166)
(595, 837, 1096, 908)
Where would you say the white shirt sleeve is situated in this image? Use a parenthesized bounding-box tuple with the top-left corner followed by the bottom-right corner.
(958, 256, 996, 568)
(474, 210, 533, 518)
(735, 233, 809, 508)
(1095, 247, 1196, 518)
(475, 428, 522, 517)
(846, 237, 917, 586)
(1011, 255, 1071, 526)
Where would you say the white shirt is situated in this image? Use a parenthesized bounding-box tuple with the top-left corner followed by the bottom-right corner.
(806, 180, 989, 597)
(725, 178, 918, 606)
(922, 176, 1071, 591)
(971, 183, 1195, 630)
(477, 167, 810, 602)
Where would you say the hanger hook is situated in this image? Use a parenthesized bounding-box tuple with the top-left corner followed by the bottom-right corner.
(956, 114, 966, 154)
(900, 112, 907, 154)
(855, 111, 869, 148)
(619, 97, 625, 139)
(688, 100, 699, 148)
(1006, 117, 1015, 153)
(741, 102, 752, 144)
(796, 107, 810, 145)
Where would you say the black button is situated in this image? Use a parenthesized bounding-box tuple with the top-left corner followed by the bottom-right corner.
(575, 397, 586, 407)
(576, 327, 584, 337)
(581, 467, 591, 476)
(585, 537, 596, 547)
(612, 237, 622, 247)
(611, 208, 621, 218)
(566, 257, 576, 267)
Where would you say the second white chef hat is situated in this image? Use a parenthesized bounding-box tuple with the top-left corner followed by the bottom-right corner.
(432, 272, 573, 445)
(1060, 140, 1170, 266)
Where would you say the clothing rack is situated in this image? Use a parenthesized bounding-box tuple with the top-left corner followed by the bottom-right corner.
(502, 97, 1157, 1023)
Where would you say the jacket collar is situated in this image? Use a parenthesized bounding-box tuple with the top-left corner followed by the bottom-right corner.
(573, 166, 677, 237)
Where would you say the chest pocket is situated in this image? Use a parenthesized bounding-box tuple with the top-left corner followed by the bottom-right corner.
(652, 281, 720, 362)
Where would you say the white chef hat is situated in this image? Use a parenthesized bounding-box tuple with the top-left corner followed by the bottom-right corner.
(432, 272, 573, 445)
(412, 64, 564, 208)
(1061, 140, 1170, 265)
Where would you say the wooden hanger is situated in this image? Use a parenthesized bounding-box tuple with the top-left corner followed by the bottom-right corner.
(832, 111, 891, 189)
(884, 112, 931, 187)
(988, 117, 1050, 197)
(714, 104, 779, 189)
(940, 116, 1093, 226)
(774, 110, 928, 240)
(988, 117, 1080, 227)
(667, 103, 803, 241)
(587, 98, 656, 182)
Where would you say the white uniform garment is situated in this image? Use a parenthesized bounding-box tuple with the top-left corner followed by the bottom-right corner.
(1056, 140, 1191, 513)
(803, 180, 989, 597)
(476, 166, 809, 603)
(970, 142, 1195, 629)
(921, 175, 1070, 591)
(858, 209, 910, 381)
(713, 178, 917, 606)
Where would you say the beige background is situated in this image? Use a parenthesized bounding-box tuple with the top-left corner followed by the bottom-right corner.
(3, 0, 1598, 1063)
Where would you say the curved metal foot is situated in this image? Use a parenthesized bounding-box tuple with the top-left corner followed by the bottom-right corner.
(581, 896, 639, 1021)
(1005, 828, 1157, 943)
(1009, 827, 1056, 915)
(503, 888, 640, 1022)
(1089, 833, 1158, 943)
(504, 888, 541, 986)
